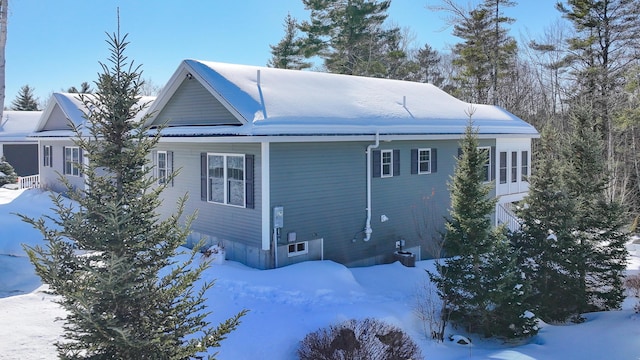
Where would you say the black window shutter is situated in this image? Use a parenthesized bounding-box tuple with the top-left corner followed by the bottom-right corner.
(372, 150, 381, 178)
(491, 146, 496, 181)
(432, 148, 438, 173)
(411, 149, 418, 174)
(168, 151, 174, 187)
(200, 153, 207, 201)
(62, 146, 67, 174)
(393, 149, 400, 176)
(457, 147, 462, 159)
(245, 154, 255, 209)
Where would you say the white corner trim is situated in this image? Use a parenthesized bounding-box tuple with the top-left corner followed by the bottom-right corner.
(261, 142, 270, 250)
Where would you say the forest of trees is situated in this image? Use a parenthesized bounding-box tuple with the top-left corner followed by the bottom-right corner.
(269, 0, 640, 225)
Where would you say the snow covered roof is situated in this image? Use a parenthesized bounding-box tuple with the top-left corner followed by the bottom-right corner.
(32, 93, 155, 137)
(0, 111, 42, 142)
(146, 59, 538, 138)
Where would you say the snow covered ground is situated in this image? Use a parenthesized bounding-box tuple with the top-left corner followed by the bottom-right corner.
(1, 188, 639, 359)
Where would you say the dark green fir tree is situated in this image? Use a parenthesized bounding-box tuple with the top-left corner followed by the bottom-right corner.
(20, 28, 245, 359)
(562, 107, 628, 317)
(430, 116, 537, 339)
(513, 126, 581, 322)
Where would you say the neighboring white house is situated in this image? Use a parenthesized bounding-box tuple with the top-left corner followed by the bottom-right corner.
(30, 93, 154, 193)
(0, 111, 42, 176)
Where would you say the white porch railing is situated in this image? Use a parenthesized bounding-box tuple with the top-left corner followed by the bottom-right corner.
(496, 202, 521, 232)
(17, 174, 40, 189)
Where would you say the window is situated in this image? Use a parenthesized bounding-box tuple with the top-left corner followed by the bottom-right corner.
(372, 149, 400, 178)
(418, 148, 431, 174)
(63, 146, 81, 176)
(412, 148, 437, 175)
(156, 151, 173, 186)
(207, 154, 245, 207)
(499, 151, 507, 184)
(157, 151, 167, 184)
(201, 153, 254, 208)
(43, 145, 52, 167)
(511, 151, 518, 183)
(479, 146, 491, 182)
(288, 241, 308, 257)
(521, 151, 529, 181)
(381, 150, 393, 177)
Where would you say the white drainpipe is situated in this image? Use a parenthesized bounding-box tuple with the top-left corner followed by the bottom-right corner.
(364, 132, 380, 241)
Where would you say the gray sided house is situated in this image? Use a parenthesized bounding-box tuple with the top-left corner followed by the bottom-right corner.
(32, 93, 154, 194)
(0, 111, 42, 176)
(144, 60, 539, 269)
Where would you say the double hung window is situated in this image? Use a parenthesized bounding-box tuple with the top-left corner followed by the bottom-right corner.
(207, 154, 245, 207)
(64, 146, 81, 176)
(43, 145, 52, 167)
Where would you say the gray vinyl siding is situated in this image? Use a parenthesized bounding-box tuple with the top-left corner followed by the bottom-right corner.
(270, 142, 367, 266)
(38, 140, 85, 193)
(270, 139, 495, 267)
(152, 79, 243, 126)
(153, 142, 263, 265)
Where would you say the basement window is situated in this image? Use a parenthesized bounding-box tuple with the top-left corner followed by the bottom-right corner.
(287, 241, 308, 257)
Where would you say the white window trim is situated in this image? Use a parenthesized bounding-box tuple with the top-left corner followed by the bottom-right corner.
(511, 151, 518, 183)
(43, 145, 52, 167)
(478, 146, 491, 183)
(381, 149, 393, 178)
(207, 153, 246, 208)
(417, 148, 432, 174)
(499, 151, 507, 184)
(287, 241, 309, 257)
(65, 146, 81, 177)
(521, 151, 529, 182)
(157, 150, 168, 185)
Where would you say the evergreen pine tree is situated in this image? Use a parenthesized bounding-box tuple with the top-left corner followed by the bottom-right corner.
(268, 13, 311, 70)
(415, 43, 444, 86)
(447, 1, 517, 104)
(562, 106, 628, 316)
(430, 116, 537, 338)
(0, 156, 17, 186)
(298, 0, 398, 76)
(513, 126, 581, 322)
(10, 84, 40, 111)
(20, 29, 245, 359)
(67, 81, 93, 93)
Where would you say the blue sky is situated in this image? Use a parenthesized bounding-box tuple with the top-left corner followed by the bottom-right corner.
(5, 0, 562, 106)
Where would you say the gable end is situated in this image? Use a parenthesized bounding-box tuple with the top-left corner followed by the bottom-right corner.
(151, 77, 243, 127)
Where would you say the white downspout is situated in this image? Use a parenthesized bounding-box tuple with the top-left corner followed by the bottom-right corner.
(364, 132, 380, 241)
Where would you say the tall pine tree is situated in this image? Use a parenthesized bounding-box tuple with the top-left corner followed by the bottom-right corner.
(437, 0, 517, 104)
(298, 0, 399, 76)
(21, 28, 245, 359)
(430, 116, 537, 338)
(557, 0, 640, 204)
(10, 84, 40, 110)
(268, 13, 311, 70)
